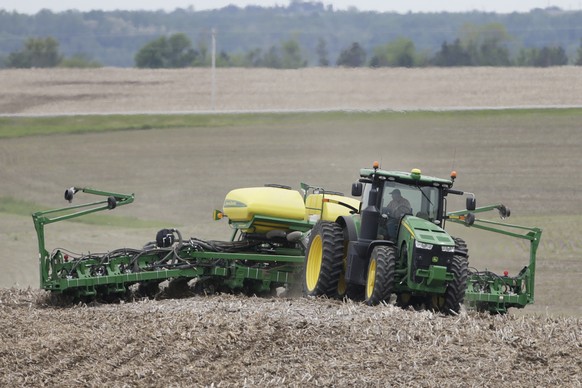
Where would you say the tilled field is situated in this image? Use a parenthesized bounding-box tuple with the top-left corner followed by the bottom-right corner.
(1, 288, 580, 387)
(1, 67, 582, 114)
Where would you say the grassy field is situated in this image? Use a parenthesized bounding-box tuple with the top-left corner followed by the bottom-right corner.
(1, 108, 581, 316)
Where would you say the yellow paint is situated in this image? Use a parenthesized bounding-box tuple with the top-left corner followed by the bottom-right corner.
(223, 187, 306, 222)
(402, 221, 415, 238)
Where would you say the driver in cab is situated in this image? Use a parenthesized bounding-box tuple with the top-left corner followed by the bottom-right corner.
(383, 189, 412, 240)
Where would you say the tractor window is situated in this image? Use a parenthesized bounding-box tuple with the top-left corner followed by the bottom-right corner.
(381, 182, 439, 222)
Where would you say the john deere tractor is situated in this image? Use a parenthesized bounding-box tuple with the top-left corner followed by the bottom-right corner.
(304, 162, 476, 314)
(33, 164, 540, 314)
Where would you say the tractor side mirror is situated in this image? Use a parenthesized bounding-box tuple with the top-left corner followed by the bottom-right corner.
(351, 182, 363, 197)
(466, 196, 476, 211)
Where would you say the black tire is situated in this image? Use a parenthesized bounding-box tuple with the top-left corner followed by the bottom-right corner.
(429, 254, 468, 314)
(303, 221, 344, 297)
(365, 246, 396, 306)
(453, 237, 469, 258)
(345, 283, 365, 302)
(336, 237, 349, 299)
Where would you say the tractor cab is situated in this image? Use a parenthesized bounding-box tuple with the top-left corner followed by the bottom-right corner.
(360, 178, 442, 240)
(351, 165, 457, 242)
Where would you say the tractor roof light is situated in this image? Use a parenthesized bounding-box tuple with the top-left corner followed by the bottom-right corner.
(411, 168, 421, 180)
(373, 161, 379, 170)
(450, 171, 457, 182)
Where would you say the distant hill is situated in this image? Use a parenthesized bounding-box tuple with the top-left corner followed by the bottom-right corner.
(0, 5, 581, 67)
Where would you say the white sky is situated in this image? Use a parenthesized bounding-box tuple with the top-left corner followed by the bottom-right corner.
(1, 1, 581, 14)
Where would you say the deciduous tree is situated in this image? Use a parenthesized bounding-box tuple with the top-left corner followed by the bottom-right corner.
(281, 38, 306, 69)
(370, 38, 417, 67)
(6, 37, 62, 68)
(460, 23, 511, 66)
(135, 33, 197, 68)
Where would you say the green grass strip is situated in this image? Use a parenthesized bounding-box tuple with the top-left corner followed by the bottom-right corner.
(1, 108, 581, 139)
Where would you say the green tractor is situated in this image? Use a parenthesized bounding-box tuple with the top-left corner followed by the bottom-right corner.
(32, 165, 540, 314)
(304, 162, 476, 314)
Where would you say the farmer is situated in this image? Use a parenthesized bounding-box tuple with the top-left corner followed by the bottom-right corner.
(384, 189, 412, 239)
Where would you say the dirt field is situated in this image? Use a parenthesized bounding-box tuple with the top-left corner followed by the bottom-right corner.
(1, 67, 581, 386)
(1, 67, 582, 114)
(1, 288, 581, 387)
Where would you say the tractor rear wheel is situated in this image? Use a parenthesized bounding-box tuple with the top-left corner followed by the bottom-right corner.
(429, 254, 468, 314)
(303, 221, 344, 297)
(365, 246, 396, 306)
(345, 283, 365, 301)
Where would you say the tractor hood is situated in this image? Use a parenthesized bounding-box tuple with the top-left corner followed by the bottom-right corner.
(402, 216, 455, 246)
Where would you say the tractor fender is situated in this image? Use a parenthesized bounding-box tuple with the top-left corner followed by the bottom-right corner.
(336, 215, 358, 242)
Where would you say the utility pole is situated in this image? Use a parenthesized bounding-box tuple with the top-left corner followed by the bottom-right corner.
(211, 28, 216, 110)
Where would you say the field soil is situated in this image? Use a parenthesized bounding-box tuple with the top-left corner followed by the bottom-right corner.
(1, 67, 582, 114)
(1, 67, 581, 386)
(1, 288, 581, 387)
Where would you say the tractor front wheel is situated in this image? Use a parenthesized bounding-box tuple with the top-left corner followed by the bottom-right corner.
(303, 221, 344, 297)
(429, 254, 468, 314)
(453, 236, 469, 258)
(365, 246, 396, 306)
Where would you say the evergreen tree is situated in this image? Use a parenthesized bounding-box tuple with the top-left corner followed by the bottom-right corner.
(245, 48, 264, 67)
(432, 39, 472, 66)
(517, 46, 568, 67)
(263, 46, 282, 68)
(336, 42, 366, 67)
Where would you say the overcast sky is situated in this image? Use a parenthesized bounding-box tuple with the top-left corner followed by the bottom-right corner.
(1, 1, 581, 14)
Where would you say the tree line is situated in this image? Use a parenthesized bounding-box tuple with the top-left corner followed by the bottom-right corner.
(5, 23, 582, 69)
(1, 5, 582, 67)
(135, 22, 582, 68)
(136, 28, 582, 68)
